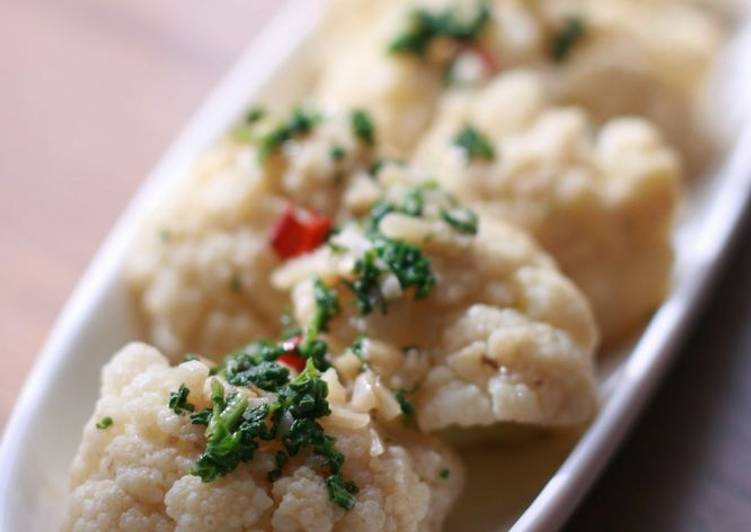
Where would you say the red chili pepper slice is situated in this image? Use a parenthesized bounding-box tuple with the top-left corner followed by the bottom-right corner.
(471, 45, 501, 77)
(269, 205, 332, 259)
(278, 336, 306, 372)
(278, 354, 306, 373)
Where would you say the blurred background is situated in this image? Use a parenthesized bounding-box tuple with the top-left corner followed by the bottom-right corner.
(1, 1, 749, 530)
(0, 0, 277, 427)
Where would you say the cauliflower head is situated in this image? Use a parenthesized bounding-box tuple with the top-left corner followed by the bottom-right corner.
(413, 70, 681, 345)
(538, 0, 724, 173)
(315, 0, 723, 166)
(272, 175, 598, 432)
(64, 343, 464, 532)
(314, 0, 545, 157)
(126, 109, 379, 359)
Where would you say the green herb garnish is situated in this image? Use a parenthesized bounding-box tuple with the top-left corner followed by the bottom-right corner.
(168, 384, 195, 415)
(191, 380, 262, 482)
(453, 126, 495, 161)
(439, 468, 451, 480)
(345, 199, 438, 314)
(389, 2, 491, 58)
(350, 109, 376, 146)
(375, 237, 435, 298)
(350, 335, 366, 359)
(258, 108, 321, 162)
(223, 341, 289, 391)
(311, 278, 341, 334)
(402, 188, 425, 217)
(329, 145, 346, 161)
(190, 409, 212, 426)
(440, 207, 479, 235)
(232, 106, 267, 142)
(95, 416, 113, 430)
(326, 475, 359, 510)
(394, 390, 416, 426)
(190, 360, 358, 509)
(245, 106, 266, 124)
(280, 310, 302, 340)
(367, 157, 406, 177)
(551, 16, 586, 63)
(298, 337, 330, 371)
(346, 249, 388, 315)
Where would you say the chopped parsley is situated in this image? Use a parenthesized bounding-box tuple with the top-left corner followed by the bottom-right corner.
(453, 126, 495, 162)
(329, 144, 346, 161)
(280, 310, 302, 340)
(402, 182, 438, 216)
(345, 236, 435, 314)
(326, 475, 360, 509)
(158, 228, 171, 242)
(344, 198, 438, 314)
(245, 106, 266, 124)
(440, 207, 479, 235)
(439, 468, 451, 480)
(190, 409, 212, 426)
(394, 390, 416, 426)
(369, 158, 386, 177)
(389, 2, 491, 58)
(190, 360, 357, 509)
(232, 106, 267, 142)
(258, 108, 321, 162)
(350, 335, 366, 359)
(350, 109, 376, 146)
(311, 278, 341, 334)
(182, 354, 200, 363)
(346, 249, 388, 315)
(168, 384, 195, 415)
(191, 380, 260, 482)
(223, 341, 289, 391)
(368, 157, 406, 177)
(402, 188, 425, 217)
(298, 337, 330, 371)
(374, 237, 435, 299)
(95, 416, 113, 430)
(551, 16, 587, 63)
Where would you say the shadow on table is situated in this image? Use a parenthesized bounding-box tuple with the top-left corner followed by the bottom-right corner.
(565, 215, 751, 532)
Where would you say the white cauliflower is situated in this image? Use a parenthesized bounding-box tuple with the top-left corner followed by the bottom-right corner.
(272, 177, 598, 432)
(314, 0, 544, 157)
(315, 0, 724, 168)
(538, 0, 725, 174)
(64, 343, 464, 532)
(413, 70, 680, 345)
(126, 109, 378, 359)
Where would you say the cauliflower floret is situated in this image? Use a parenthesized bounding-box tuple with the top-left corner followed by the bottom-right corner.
(538, 0, 725, 173)
(126, 110, 377, 359)
(273, 181, 598, 432)
(314, 0, 544, 157)
(413, 70, 680, 345)
(64, 343, 464, 532)
(418, 304, 598, 430)
(316, 0, 724, 166)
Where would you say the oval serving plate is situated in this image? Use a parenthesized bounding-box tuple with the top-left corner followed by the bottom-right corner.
(1, 2, 750, 531)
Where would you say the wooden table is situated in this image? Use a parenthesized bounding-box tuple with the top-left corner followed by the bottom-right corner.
(2, 1, 749, 529)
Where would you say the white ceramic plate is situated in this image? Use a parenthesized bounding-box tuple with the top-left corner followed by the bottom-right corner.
(2, 2, 750, 531)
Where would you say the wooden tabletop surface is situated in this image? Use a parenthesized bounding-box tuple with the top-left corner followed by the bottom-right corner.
(2, 1, 750, 529)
